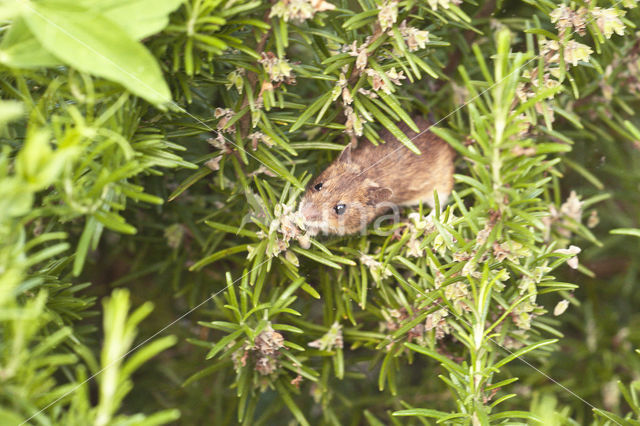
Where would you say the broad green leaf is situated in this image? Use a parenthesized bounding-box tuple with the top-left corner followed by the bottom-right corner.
(0, 18, 60, 68)
(76, 0, 185, 40)
(0, 408, 24, 426)
(0, 101, 24, 128)
(24, 1, 171, 106)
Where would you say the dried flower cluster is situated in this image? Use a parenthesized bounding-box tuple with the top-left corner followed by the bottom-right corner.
(366, 67, 406, 94)
(308, 322, 343, 350)
(344, 106, 366, 136)
(225, 68, 245, 94)
(543, 190, 585, 240)
(554, 245, 582, 270)
(551, 4, 626, 40)
(214, 107, 235, 132)
(205, 109, 240, 170)
(232, 325, 286, 376)
(377, 1, 398, 31)
(269, 0, 335, 23)
(514, 3, 629, 125)
(550, 4, 588, 37)
(348, 41, 368, 71)
(248, 131, 275, 151)
(359, 253, 392, 282)
(405, 212, 436, 258)
(444, 282, 470, 312)
(427, 0, 461, 11)
(590, 7, 626, 39)
(399, 20, 430, 52)
(424, 307, 451, 340)
(382, 304, 453, 343)
(204, 155, 222, 171)
(327, 0, 436, 136)
(252, 203, 309, 260)
(259, 52, 295, 84)
(492, 240, 531, 263)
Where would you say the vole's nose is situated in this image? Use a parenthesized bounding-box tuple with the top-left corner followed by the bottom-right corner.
(299, 202, 322, 223)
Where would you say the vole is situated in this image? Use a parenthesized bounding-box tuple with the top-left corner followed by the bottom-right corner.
(298, 117, 455, 236)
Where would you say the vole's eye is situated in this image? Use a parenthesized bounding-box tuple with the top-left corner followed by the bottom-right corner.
(334, 204, 346, 215)
(314, 182, 323, 191)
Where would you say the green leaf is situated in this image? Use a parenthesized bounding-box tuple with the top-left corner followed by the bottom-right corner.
(392, 408, 450, 418)
(121, 335, 177, 379)
(76, 0, 185, 40)
(593, 409, 640, 425)
(359, 96, 421, 154)
(94, 210, 137, 235)
(291, 247, 342, 270)
(404, 342, 466, 376)
(342, 9, 378, 30)
(274, 379, 310, 426)
(289, 92, 332, 132)
(0, 18, 60, 68)
(182, 361, 232, 387)
(168, 168, 212, 202)
(493, 339, 558, 370)
(0, 101, 23, 128)
(74, 216, 98, 276)
(24, 1, 171, 106)
(206, 328, 245, 359)
(610, 228, 640, 238)
(488, 411, 543, 423)
(190, 244, 250, 271)
(205, 221, 259, 239)
(378, 92, 419, 132)
(252, 146, 304, 190)
(0, 408, 25, 426)
(0, 177, 33, 217)
(133, 409, 181, 426)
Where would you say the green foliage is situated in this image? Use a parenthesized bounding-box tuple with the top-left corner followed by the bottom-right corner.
(0, 0, 639, 424)
(0, 0, 182, 105)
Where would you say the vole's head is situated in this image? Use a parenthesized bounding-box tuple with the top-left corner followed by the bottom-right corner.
(298, 154, 392, 236)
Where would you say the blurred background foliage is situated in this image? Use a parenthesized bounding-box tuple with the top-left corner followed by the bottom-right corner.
(0, 0, 639, 424)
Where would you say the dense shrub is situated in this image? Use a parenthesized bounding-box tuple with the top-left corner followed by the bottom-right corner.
(1, 0, 639, 424)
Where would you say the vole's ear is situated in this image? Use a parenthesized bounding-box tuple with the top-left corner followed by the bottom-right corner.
(337, 142, 355, 163)
(365, 186, 392, 206)
(337, 147, 351, 163)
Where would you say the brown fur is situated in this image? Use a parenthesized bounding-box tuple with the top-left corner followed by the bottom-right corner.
(298, 117, 455, 235)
